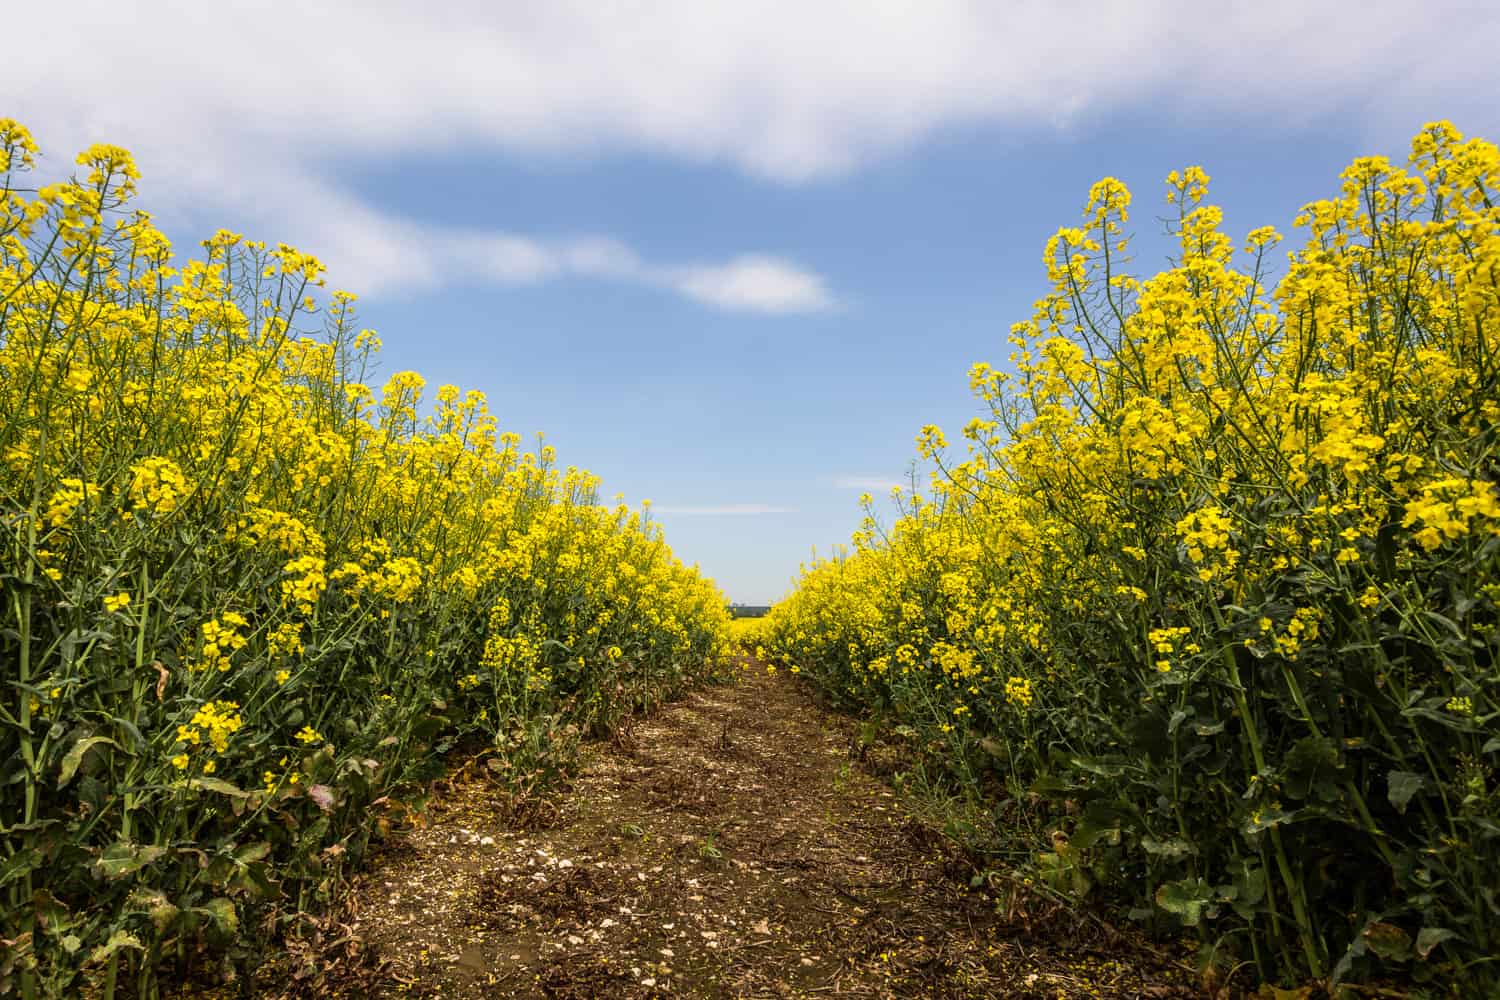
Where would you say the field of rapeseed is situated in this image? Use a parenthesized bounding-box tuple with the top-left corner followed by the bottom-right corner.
(762, 123, 1500, 993)
(0, 121, 730, 998)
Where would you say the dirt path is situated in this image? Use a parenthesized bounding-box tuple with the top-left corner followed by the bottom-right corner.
(314, 670, 1200, 998)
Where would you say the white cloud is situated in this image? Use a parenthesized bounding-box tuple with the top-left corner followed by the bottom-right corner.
(651, 504, 795, 515)
(833, 476, 904, 492)
(8, 1, 1497, 299)
(670, 256, 837, 314)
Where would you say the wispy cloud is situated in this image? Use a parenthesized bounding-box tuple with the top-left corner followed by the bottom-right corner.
(651, 504, 795, 515)
(833, 475, 903, 492)
(306, 212, 837, 312)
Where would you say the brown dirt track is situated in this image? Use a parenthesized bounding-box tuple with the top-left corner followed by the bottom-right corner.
(245, 668, 1203, 998)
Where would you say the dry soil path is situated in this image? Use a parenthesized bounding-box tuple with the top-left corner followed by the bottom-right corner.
(317, 670, 1199, 998)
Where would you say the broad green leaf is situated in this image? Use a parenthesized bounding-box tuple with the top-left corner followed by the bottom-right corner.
(1155, 877, 1214, 926)
(1232, 863, 1266, 907)
(198, 897, 238, 935)
(1387, 771, 1424, 814)
(1167, 709, 1190, 735)
(92, 842, 166, 880)
(235, 841, 272, 865)
(1363, 921, 1412, 961)
(1415, 926, 1456, 959)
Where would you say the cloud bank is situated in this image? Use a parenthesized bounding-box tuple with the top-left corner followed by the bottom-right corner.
(10, 1, 1496, 301)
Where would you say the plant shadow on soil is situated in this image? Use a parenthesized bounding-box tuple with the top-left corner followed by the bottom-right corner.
(187, 667, 1204, 998)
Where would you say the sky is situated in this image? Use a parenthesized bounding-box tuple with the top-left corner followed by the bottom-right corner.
(8, 1, 1500, 603)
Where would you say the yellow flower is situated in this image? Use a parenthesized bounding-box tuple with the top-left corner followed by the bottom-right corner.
(103, 592, 131, 613)
(1446, 696, 1474, 716)
(1004, 676, 1034, 708)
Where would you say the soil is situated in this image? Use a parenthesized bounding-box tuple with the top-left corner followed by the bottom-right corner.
(242, 668, 1206, 998)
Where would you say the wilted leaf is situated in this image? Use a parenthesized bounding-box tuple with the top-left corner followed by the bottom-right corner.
(127, 889, 180, 933)
(1363, 920, 1412, 961)
(189, 777, 252, 798)
(87, 930, 143, 964)
(153, 661, 170, 702)
(57, 736, 119, 789)
(307, 784, 336, 812)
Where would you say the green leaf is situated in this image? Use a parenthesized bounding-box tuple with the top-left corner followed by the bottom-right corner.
(1363, 921, 1412, 961)
(32, 889, 71, 935)
(0, 848, 42, 889)
(235, 841, 272, 865)
(92, 842, 166, 880)
(1415, 926, 1456, 959)
(1069, 756, 1127, 778)
(1241, 805, 1295, 835)
(1155, 877, 1214, 927)
(1139, 836, 1194, 859)
(198, 897, 238, 935)
(1229, 861, 1266, 919)
(57, 736, 120, 789)
(189, 776, 252, 798)
(1387, 771, 1424, 814)
(1283, 736, 1342, 801)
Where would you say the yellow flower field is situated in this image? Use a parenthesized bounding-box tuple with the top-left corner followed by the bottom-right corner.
(763, 122, 1500, 992)
(0, 120, 731, 998)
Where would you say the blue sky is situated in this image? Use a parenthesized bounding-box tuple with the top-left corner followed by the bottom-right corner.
(11, 2, 1500, 602)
